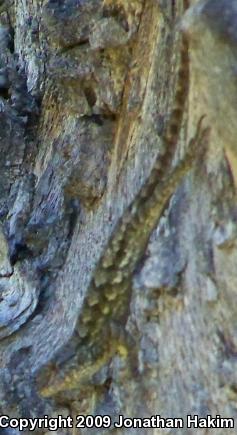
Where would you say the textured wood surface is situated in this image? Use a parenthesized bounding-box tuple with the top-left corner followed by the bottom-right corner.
(0, 1, 236, 432)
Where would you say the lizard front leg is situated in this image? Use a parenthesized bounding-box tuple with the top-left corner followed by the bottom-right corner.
(39, 337, 128, 399)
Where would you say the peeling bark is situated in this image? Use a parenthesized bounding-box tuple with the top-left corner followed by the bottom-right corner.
(0, 0, 236, 434)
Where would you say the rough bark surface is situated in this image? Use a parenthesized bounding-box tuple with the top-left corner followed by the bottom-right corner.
(0, 0, 236, 434)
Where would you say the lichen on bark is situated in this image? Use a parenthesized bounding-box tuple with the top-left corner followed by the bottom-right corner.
(0, 0, 236, 433)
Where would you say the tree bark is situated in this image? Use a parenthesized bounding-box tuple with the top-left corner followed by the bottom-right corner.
(0, 0, 236, 434)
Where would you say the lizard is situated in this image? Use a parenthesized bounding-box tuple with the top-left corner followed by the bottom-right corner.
(38, 117, 209, 399)
(38, 0, 209, 409)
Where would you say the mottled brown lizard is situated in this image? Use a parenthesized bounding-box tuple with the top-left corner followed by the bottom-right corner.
(38, 0, 209, 405)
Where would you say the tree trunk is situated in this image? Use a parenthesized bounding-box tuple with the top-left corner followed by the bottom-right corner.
(0, 0, 236, 434)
